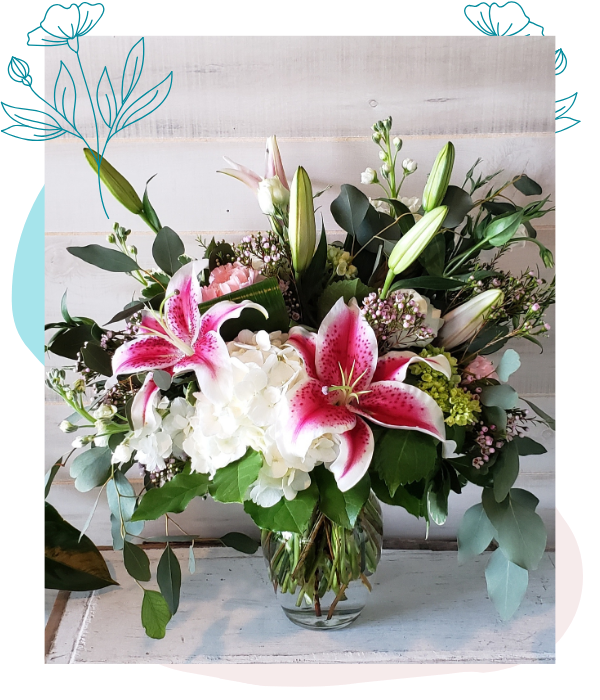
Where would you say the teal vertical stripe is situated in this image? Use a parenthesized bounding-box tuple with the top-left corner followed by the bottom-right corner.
(556, 49, 600, 136)
(0, 36, 44, 397)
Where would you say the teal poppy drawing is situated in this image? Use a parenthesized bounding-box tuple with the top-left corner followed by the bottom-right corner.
(463, 2, 544, 36)
(1, 3, 173, 217)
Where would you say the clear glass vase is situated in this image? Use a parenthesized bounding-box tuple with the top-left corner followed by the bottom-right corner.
(261, 492, 383, 630)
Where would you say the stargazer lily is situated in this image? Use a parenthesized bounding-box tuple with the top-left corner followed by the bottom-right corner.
(112, 261, 268, 405)
(285, 297, 456, 491)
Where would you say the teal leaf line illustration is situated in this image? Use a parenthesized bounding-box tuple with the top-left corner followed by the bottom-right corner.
(2, 3, 173, 219)
(555, 93, 580, 132)
(555, 48, 567, 75)
(464, 2, 544, 36)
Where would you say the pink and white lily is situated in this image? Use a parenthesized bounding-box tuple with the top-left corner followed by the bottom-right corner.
(112, 261, 268, 405)
(285, 297, 455, 491)
(219, 136, 290, 216)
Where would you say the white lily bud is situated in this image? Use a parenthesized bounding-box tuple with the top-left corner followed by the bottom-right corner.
(361, 167, 378, 185)
(257, 176, 290, 216)
(437, 289, 504, 349)
(288, 167, 317, 277)
(402, 158, 418, 174)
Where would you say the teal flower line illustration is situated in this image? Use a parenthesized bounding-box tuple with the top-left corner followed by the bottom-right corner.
(2, 3, 173, 217)
(464, 2, 544, 36)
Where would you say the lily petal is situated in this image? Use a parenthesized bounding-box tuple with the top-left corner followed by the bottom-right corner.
(283, 379, 356, 457)
(353, 380, 447, 443)
(219, 158, 261, 191)
(130, 373, 160, 430)
(27, 26, 67, 46)
(373, 351, 452, 383)
(287, 326, 318, 379)
(316, 297, 378, 391)
(138, 310, 167, 335)
(173, 330, 233, 405)
(75, 3, 105, 36)
(112, 336, 182, 376)
(200, 299, 268, 336)
(265, 136, 289, 189)
(40, 3, 81, 39)
(165, 261, 204, 346)
(328, 417, 374, 492)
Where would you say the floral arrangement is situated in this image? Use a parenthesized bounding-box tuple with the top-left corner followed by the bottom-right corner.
(45, 116, 555, 637)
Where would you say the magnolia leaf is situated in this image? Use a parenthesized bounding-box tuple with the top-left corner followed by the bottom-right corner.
(513, 175, 542, 196)
(513, 436, 547, 456)
(106, 301, 145, 325)
(81, 343, 113, 376)
(485, 548, 529, 621)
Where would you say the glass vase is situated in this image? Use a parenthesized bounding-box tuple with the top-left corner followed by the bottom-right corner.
(261, 492, 383, 630)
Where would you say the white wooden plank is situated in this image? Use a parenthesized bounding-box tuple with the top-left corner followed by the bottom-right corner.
(46, 548, 554, 664)
(45, 36, 554, 140)
(45, 136, 555, 233)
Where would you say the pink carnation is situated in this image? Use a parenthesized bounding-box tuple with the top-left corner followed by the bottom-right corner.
(462, 356, 498, 384)
(199, 262, 264, 301)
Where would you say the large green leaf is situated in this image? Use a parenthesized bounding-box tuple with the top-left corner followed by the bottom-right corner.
(152, 226, 185, 275)
(513, 436, 547, 456)
(485, 548, 529, 621)
(141, 590, 171, 639)
(457, 503, 496, 563)
(243, 481, 318, 533)
(48, 323, 98, 360)
(67, 244, 141, 272)
(132, 465, 209, 521)
(482, 488, 546, 571)
(157, 545, 181, 615)
(220, 532, 260, 554)
(330, 184, 371, 238)
(371, 429, 438, 491)
(197, 276, 289, 340)
(317, 278, 373, 320)
(69, 447, 112, 492)
(441, 185, 473, 228)
(312, 465, 370, 529)
(81, 342, 113, 377)
(123, 540, 151, 582)
(492, 440, 520, 502)
(208, 449, 263, 504)
(513, 174, 542, 196)
(483, 211, 523, 247)
(45, 502, 118, 591)
(369, 472, 423, 518)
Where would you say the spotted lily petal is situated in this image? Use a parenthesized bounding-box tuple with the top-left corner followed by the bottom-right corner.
(199, 299, 268, 335)
(316, 297, 378, 391)
(284, 379, 357, 457)
(287, 326, 318, 379)
(328, 417, 374, 492)
(164, 261, 204, 346)
(138, 310, 167, 335)
(173, 331, 233, 405)
(130, 374, 160, 430)
(352, 380, 447, 443)
(373, 351, 452, 383)
(112, 336, 182, 376)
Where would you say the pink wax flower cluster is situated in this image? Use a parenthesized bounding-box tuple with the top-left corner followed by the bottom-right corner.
(462, 355, 498, 384)
(199, 262, 264, 302)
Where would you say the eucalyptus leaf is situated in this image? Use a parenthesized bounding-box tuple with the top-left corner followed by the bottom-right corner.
(485, 548, 529, 621)
(67, 244, 141, 272)
(492, 440, 520, 502)
(141, 590, 171, 639)
(153, 369, 172, 391)
(188, 544, 196, 573)
(482, 405, 507, 434)
(513, 175, 542, 196)
(457, 503, 496, 563)
(513, 436, 547, 456)
(157, 545, 181, 615)
(70, 447, 112, 492)
(330, 184, 371, 238)
(106, 471, 145, 550)
(496, 349, 521, 382)
(480, 384, 519, 410)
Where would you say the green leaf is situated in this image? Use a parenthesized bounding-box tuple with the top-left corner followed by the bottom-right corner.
(300, 222, 327, 300)
(482, 405, 507, 434)
(522, 399, 555, 430)
(45, 502, 118, 590)
(482, 488, 546, 570)
(480, 384, 519, 410)
(427, 468, 450, 526)
(485, 548, 529, 621)
(483, 201, 516, 216)
(123, 540, 151, 581)
(369, 472, 423, 517)
(208, 449, 263, 504)
(513, 436, 547, 456)
(457, 503, 496, 563)
(330, 184, 371, 239)
(141, 590, 172, 639)
(60, 290, 74, 325)
(152, 226, 185, 276)
(371, 429, 438, 491)
(465, 325, 509, 355)
(483, 211, 523, 247)
(390, 275, 465, 292)
(496, 349, 521, 382)
(188, 544, 196, 573)
(142, 175, 162, 232)
(448, 455, 494, 487)
(106, 301, 146, 325)
(70, 447, 112, 492)
(45, 457, 64, 498)
(492, 440, 520, 502)
(81, 343, 113, 376)
(67, 244, 141, 272)
(317, 278, 372, 319)
(312, 465, 370, 529)
(132, 465, 209, 521)
(220, 532, 260, 554)
(243, 481, 318, 533)
(157, 545, 181, 615)
(513, 175, 542, 196)
(511, 487, 539, 511)
(418, 234, 445, 276)
(153, 369, 172, 391)
(106, 471, 145, 550)
(376, 198, 415, 234)
(197, 277, 289, 340)
(48, 323, 98, 360)
(84, 148, 144, 214)
(441, 185, 473, 228)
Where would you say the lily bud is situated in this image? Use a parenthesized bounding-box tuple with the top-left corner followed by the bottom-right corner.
(437, 289, 504, 349)
(257, 176, 289, 215)
(265, 136, 289, 189)
(388, 206, 448, 275)
(422, 142, 455, 212)
(288, 166, 317, 277)
(8, 56, 32, 86)
(83, 148, 143, 214)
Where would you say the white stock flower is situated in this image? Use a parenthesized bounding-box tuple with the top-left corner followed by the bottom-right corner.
(399, 196, 421, 213)
(402, 158, 417, 173)
(361, 167, 377, 185)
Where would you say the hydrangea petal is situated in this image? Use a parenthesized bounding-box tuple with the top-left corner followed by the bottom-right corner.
(328, 417, 374, 492)
(174, 330, 233, 405)
(112, 336, 182, 375)
(373, 350, 452, 383)
(164, 261, 203, 346)
(287, 326, 318, 379)
(199, 299, 268, 336)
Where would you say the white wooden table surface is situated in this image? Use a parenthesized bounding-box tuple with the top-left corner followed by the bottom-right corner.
(46, 548, 555, 664)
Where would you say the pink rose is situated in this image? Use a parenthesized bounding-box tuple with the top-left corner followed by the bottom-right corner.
(199, 262, 264, 302)
(462, 356, 498, 384)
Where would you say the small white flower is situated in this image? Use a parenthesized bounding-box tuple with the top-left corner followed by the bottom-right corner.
(91, 404, 117, 421)
(402, 158, 417, 173)
(59, 420, 77, 433)
(360, 167, 377, 185)
(112, 443, 132, 465)
(399, 195, 421, 214)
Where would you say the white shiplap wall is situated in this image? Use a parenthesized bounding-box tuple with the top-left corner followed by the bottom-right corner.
(45, 36, 555, 546)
